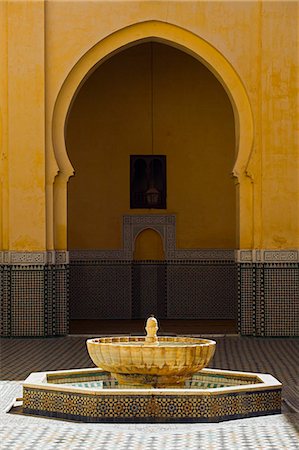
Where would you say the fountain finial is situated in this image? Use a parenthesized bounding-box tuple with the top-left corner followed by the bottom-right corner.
(145, 315, 159, 345)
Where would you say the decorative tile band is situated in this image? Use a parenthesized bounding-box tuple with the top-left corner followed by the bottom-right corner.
(69, 249, 236, 261)
(0, 251, 69, 265)
(123, 215, 176, 225)
(70, 248, 299, 263)
(23, 387, 281, 423)
(236, 249, 299, 263)
(2, 249, 297, 264)
(69, 250, 131, 261)
(173, 249, 235, 261)
(22, 367, 282, 423)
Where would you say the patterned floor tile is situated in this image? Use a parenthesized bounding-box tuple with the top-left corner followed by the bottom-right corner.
(1, 336, 299, 449)
(1, 383, 299, 450)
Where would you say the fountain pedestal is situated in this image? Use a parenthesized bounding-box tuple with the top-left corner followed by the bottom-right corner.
(17, 317, 282, 422)
(21, 367, 282, 423)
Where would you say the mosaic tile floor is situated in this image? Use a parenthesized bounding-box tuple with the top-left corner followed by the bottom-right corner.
(1, 383, 299, 450)
(1, 336, 299, 448)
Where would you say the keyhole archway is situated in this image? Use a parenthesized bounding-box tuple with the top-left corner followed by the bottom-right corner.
(50, 20, 254, 252)
(50, 21, 253, 327)
(65, 40, 236, 250)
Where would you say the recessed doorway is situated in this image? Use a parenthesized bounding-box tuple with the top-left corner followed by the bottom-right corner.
(65, 41, 237, 332)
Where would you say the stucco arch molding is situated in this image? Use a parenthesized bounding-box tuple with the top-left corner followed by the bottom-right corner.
(51, 20, 254, 249)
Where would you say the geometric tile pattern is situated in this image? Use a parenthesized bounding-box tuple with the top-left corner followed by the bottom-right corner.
(51, 266, 69, 336)
(132, 262, 167, 319)
(238, 265, 254, 335)
(1, 246, 298, 337)
(0, 264, 68, 337)
(238, 262, 299, 336)
(22, 386, 281, 422)
(10, 268, 44, 336)
(167, 261, 238, 319)
(68, 243, 298, 335)
(0, 266, 11, 336)
(1, 383, 299, 449)
(264, 266, 299, 336)
(70, 260, 238, 321)
(0, 250, 69, 265)
(237, 249, 299, 263)
(69, 262, 132, 319)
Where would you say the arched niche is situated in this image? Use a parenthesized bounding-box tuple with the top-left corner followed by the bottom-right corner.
(133, 228, 165, 261)
(50, 21, 254, 250)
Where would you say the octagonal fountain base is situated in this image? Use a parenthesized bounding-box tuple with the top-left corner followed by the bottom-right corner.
(20, 367, 281, 423)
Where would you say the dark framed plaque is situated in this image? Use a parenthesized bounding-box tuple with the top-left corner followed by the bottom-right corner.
(130, 155, 166, 209)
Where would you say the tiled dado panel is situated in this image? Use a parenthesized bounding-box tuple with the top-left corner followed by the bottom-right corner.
(132, 262, 167, 319)
(166, 261, 238, 320)
(238, 251, 299, 336)
(1, 247, 298, 336)
(70, 261, 168, 320)
(69, 261, 132, 320)
(0, 252, 69, 337)
(69, 260, 237, 321)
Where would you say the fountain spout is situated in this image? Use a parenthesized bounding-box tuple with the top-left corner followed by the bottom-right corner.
(145, 315, 159, 345)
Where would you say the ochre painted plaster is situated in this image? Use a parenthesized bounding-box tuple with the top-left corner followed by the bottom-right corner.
(133, 228, 165, 260)
(0, 1, 8, 250)
(52, 20, 254, 249)
(1, 1, 298, 251)
(1, 0, 46, 250)
(259, 1, 299, 248)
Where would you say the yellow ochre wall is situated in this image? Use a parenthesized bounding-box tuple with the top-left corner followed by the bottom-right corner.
(0, 0, 46, 250)
(0, 1, 298, 251)
(66, 43, 235, 249)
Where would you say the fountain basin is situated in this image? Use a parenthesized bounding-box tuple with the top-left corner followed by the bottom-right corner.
(87, 336, 216, 388)
(20, 367, 282, 423)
